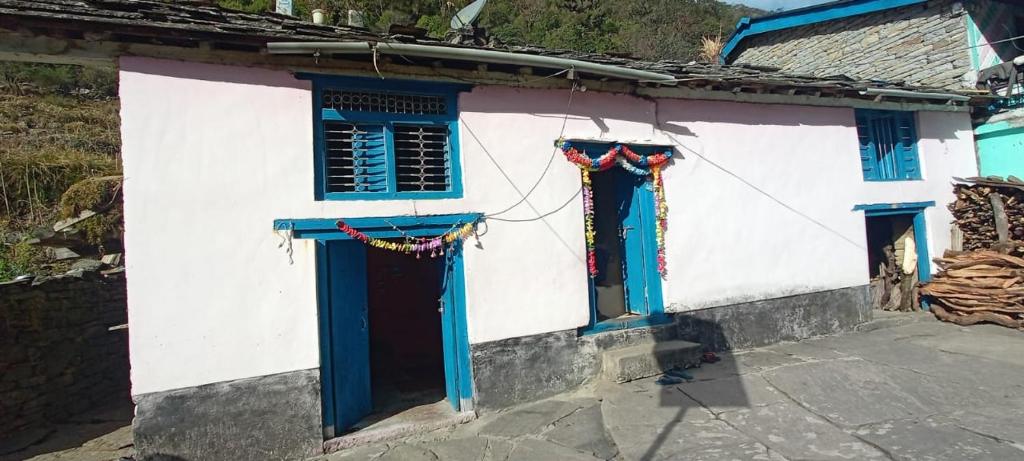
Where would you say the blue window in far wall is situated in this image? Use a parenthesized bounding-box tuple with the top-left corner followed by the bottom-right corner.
(855, 109, 921, 181)
(310, 76, 467, 200)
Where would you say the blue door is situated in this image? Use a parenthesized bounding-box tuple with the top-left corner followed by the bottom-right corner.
(317, 240, 372, 438)
(618, 173, 649, 316)
(439, 256, 460, 410)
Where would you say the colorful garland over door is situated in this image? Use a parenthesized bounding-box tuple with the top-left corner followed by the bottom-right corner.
(335, 220, 478, 258)
(559, 141, 672, 278)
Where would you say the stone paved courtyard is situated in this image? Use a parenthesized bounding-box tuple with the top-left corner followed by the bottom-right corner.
(7, 312, 1024, 460)
(321, 312, 1024, 461)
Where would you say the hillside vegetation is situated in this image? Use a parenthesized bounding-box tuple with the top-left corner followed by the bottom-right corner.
(0, 63, 120, 279)
(219, 0, 763, 61)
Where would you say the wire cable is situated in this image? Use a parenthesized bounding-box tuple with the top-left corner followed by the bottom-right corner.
(484, 79, 578, 218)
(485, 187, 582, 222)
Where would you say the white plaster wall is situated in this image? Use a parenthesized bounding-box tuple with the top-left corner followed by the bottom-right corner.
(120, 57, 976, 394)
(654, 103, 977, 310)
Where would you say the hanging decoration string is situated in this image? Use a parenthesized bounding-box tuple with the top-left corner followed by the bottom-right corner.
(651, 164, 668, 275)
(559, 141, 673, 278)
(336, 219, 478, 259)
(581, 168, 597, 276)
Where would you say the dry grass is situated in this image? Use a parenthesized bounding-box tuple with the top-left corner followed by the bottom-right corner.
(698, 32, 725, 63)
(59, 175, 123, 245)
(0, 94, 121, 230)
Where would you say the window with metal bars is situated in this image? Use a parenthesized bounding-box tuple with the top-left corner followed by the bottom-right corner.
(855, 110, 921, 181)
(313, 78, 463, 200)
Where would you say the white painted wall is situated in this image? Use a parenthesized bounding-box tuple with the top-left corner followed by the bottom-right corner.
(119, 57, 976, 395)
(655, 103, 977, 310)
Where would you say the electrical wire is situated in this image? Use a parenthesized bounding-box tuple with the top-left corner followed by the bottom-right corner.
(966, 32, 1024, 50)
(483, 79, 578, 218)
(661, 131, 866, 251)
(485, 187, 582, 222)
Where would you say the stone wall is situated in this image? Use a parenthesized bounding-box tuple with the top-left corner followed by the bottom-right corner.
(0, 270, 129, 436)
(730, 0, 971, 90)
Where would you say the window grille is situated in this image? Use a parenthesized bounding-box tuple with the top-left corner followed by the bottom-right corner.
(855, 110, 920, 181)
(322, 89, 448, 115)
(323, 122, 388, 193)
(393, 124, 451, 192)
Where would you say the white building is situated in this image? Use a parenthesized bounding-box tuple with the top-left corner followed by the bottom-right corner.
(0, 2, 982, 459)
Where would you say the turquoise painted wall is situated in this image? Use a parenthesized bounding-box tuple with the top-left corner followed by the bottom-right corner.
(977, 116, 1024, 178)
(967, 1, 1024, 178)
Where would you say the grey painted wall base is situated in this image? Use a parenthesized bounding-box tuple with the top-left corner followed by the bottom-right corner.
(133, 368, 323, 461)
(470, 329, 600, 412)
(470, 285, 871, 410)
(674, 285, 872, 351)
(129, 286, 872, 457)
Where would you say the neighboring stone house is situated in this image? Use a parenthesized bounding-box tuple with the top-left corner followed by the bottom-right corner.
(724, 0, 1024, 182)
(0, 1, 986, 460)
(726, 0, 973, 90)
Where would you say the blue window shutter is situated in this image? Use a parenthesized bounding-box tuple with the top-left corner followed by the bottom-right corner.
(855, 111, 879, 180)
(854, 109, 919, 181)
(894, 112, 921, 180)
(323, 122, 389, 193)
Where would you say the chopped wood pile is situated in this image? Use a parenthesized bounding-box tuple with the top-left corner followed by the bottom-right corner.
(950, 176, 1024, 254)
(920, 250, 1024, 330)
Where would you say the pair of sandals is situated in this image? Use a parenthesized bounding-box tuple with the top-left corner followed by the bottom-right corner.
(655, 368, 694, 385)
(654, 352, 721, 385)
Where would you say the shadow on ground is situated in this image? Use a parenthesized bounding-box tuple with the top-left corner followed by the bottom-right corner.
(0, 401, 134, 461)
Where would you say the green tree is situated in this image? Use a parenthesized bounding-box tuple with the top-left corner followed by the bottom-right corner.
(216, 0, 761, 61)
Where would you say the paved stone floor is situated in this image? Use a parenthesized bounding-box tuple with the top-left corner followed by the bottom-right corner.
(0, 402, 133, 461)
(321, 313, 1024, 461)
(7, 312, 1024, 460)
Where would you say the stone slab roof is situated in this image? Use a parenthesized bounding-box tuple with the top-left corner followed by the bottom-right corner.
(0, 0, 989, 104)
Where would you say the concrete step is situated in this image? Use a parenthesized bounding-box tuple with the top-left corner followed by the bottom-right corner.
(602, 340, 702, 383)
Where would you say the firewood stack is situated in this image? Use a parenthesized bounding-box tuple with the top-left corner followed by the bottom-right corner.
(920, 250, 1024, 329)
(950, 176, 1024, 255)
(921, 177, 1024, 330)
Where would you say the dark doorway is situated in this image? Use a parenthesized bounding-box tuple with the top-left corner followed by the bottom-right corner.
(866, 214, 918, 311)
(359, 243, 446, 426)
(592, 169, 629, 322)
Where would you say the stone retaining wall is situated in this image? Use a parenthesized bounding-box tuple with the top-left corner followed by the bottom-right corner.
(0, 270, 129, 436)
(730, 0, 970, 90)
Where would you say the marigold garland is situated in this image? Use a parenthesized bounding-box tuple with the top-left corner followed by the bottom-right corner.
(336, 220, 477, 258)
(560, 141, 672, 279)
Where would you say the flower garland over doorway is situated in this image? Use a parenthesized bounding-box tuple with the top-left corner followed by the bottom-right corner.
(559, 140, 673, 278)
(335, 220, 478, 258)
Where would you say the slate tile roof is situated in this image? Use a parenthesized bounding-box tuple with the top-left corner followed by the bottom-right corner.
(0, 0, 988, 102)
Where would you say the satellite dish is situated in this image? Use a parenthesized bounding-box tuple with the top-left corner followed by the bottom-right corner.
(450, 0, 487, 30)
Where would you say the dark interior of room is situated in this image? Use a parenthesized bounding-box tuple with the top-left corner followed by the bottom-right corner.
(866, 215, 914, 279)
(591, 169, 628, 321)
(363, 244, 447, 421)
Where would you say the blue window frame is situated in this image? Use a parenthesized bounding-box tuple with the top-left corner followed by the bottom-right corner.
(855, 109, 921, 181)
(306, 76, 469, 200)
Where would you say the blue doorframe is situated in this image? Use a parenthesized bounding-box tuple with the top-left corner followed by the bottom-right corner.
(274, 214, 479, 432)
(854, 201, 934, 309)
